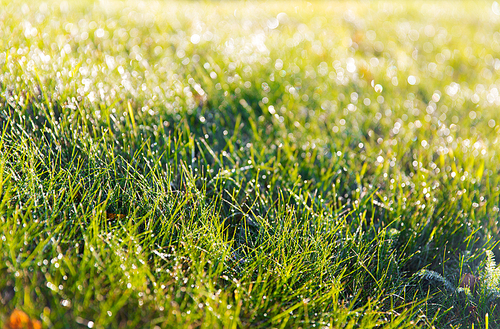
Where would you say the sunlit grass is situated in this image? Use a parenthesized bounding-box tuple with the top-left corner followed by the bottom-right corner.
(1, 0, 500, 327)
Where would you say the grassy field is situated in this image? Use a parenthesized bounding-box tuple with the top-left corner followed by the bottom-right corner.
(1, 0, 500, 327)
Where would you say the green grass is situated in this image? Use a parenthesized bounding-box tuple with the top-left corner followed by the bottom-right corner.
(1, 0, 500, 327)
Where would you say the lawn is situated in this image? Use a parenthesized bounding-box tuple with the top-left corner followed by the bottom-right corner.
(1, 0, 500, 328)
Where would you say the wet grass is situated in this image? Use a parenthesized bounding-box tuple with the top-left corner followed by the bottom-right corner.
(1, 0, 500, 328)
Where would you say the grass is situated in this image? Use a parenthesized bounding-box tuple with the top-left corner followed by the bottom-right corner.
(1, 0, 500, 327)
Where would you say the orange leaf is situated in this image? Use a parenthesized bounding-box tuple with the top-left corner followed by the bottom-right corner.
(460, 273, 479, 292)
(3, 309, 41, 329)
(106, 212, 126, 220)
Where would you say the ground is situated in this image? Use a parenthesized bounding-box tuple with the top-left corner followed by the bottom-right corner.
(1, 0, 500, 328)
